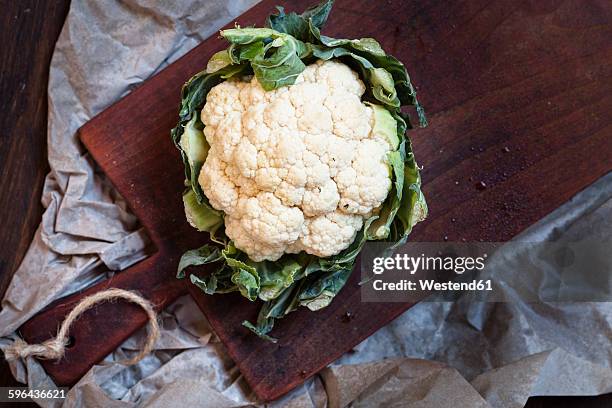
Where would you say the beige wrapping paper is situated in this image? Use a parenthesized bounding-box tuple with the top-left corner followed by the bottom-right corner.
(1, 1, 611, 407)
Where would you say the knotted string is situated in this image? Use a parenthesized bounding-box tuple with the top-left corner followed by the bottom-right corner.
(4, 288, 159, 366)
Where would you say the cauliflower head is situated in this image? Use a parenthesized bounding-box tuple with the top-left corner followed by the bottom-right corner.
(198, 60, 398, 262)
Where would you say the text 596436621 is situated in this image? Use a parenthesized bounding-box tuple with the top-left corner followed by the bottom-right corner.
(2, 387, 67, 402)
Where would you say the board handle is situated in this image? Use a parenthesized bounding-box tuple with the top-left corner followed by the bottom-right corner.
(18, 253, 187, 386)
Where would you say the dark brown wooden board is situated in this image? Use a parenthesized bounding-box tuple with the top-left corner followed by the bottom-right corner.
(19, 0, 612, 402)
(0, 0, 71, 400)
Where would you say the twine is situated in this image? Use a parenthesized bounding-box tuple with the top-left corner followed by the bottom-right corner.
(4, 288, 159, 366)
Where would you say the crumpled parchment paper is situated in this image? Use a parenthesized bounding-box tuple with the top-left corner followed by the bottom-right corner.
(1, 1, 611, 407)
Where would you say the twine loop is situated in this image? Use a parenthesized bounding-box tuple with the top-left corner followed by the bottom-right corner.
(4, 288, 159, 366)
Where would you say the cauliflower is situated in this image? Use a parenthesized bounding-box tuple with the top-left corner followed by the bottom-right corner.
(198, 60, 396, 261)
(173, 2, 428, 339)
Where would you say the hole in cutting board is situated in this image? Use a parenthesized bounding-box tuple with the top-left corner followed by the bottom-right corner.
(65, 335, 76, 349)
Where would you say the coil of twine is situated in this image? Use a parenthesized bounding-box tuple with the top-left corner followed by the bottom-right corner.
(4, 288, 159, 366)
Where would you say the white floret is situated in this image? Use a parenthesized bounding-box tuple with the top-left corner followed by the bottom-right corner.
(303, 151, 331, 188)
(275, 164, 307, 206)
(198, 59, 395, 261)
(237, 192, 304, 246)
(198, 149, 239, 213)
(296, 211, 364, 258)
(224, 217, 286, 262)
(302, 179, 340, 217)
(201, 80, 244, 129)
(290, 82, 328, 109)
(314, 59, 365, 96)
(325, 93, 373, 140)
(336, 139, 392, 215)
(297, 103, 333, 134)
(233, 140, 258, 178)
(304, 134, 356, 177)
(214, 111, 243, 162)
(264, 94, 297, 129)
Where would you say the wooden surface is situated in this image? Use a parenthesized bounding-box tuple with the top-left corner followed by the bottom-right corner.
(0, 0, 71, 403)
(0, 0, 70, 322)
(4, 0, 612, 404)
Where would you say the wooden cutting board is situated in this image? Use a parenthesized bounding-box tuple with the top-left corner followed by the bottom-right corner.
(19, 0, 612, 402)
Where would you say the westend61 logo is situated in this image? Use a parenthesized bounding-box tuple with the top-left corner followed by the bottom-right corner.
(360, 241, 612, 303)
